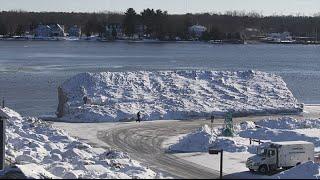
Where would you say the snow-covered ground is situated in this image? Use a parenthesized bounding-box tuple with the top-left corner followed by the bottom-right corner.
(167, 117, 320, 179)
(56, 70, 302, 122)
(1, 107, 165, 179)
(271, 161, 320, 179)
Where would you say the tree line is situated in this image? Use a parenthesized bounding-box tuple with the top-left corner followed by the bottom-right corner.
(1, 9, 320, 40)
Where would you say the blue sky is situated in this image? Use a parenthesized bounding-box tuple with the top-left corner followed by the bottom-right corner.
(0, 0, 319, 16)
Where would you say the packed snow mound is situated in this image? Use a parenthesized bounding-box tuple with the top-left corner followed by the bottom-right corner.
(256, 116, 320, 129)
(272, 161, 320, 179)
(3, 107, 160, 179)
(56, 70, 302, 122)
(0, 107, 22, 119)
(239, 117, 320, 150)
(169, 125, 217, 152)
(169, 117, 320, 153)
(209, 137, 248, 153)
(169, 125, 248, 153)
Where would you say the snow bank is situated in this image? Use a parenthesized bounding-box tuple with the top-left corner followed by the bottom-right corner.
(0, 107, 22, 119)
(240, 117, 320, 149)
(1, 107, 160, 179)
(169, 125, 217, 152)
(169, 125, 250, 153)
(256, 116, 320, 129)
(271, 161, 320, 179)
(169, 117, 320, 153)
(56, 70, 302, 122)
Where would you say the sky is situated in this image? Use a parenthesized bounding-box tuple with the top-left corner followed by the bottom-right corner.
(0, 0, 319, 16)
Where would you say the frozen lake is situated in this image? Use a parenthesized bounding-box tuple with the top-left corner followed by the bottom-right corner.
(0, 41, 319, 116)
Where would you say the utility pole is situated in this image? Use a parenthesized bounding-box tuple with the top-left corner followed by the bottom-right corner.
(0, 117, 5, 171)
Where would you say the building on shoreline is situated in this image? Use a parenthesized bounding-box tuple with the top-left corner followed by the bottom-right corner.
(241, 28, 264, 41)
(265, 32, 294, 43)
(34, 24, 65, 37)
(188, 25, 207, 38)
(105, 23, 123, 40)
(135, 24, 145, 39)
(68, 25, 81, 37)
(34, 25, 51, 37)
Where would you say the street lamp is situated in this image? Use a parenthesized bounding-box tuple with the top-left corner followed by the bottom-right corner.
(208, 148, 223, 179)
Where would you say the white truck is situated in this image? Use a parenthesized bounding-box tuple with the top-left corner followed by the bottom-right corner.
(246, 141, 314, 174)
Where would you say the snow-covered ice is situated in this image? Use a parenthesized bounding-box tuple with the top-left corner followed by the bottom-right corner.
(1, 107, 161, 179)
(56, 70, 303, 122)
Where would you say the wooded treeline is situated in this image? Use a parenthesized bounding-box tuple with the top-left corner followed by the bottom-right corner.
(0, 9, 320, 39)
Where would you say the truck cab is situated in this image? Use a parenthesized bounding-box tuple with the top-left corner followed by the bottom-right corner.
(246, 141, 314, 174)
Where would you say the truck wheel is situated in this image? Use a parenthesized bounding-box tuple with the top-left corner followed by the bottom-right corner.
(258, 165, 269, 174)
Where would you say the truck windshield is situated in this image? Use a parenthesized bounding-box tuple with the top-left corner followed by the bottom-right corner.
(257, 148, 267, 156)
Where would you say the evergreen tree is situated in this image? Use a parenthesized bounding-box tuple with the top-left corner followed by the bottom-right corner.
(15, 24, 25, 36)
(0, 19, 7, 35)
(123, 8, 137, 37)
(141, 8, 156, 37)
(155, 9, 169, 40)
(97, 21, 106, 37)
(83, 21, 92, 37)
(112, 27, 117, 39)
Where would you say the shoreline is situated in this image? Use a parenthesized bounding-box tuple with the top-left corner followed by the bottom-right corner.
(1, 38, 320, 45)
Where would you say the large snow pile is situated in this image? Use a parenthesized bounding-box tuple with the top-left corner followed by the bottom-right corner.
(169, 117, 320, 153)
(169, 125, 218, 152)
(56, 70, 302, 122)
(240, 117, 320, 148)
(1, 107, 161, 179)
(256, 116, 320, 129)
(271, 161, 320, 179)
(169, 124, 250, 153)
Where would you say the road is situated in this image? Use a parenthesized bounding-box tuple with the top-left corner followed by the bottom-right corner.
(98, 120, 222, 179)
(97, 115, 287, 179)
(54, 105, 320, 179)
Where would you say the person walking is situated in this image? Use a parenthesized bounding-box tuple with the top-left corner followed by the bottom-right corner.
(83, 96, 88, 104)
(136, 111, 141, 123)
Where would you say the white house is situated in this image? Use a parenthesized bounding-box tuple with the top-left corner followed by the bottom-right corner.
(34, 24, 65, 37)
(50, 24, 65, 37)
(34, 25, 51, 37)
(68, 25, 81, 37)
(267, 32, 293, 42)
(242, 28, 261, 39)
(188, 25, 207, 38)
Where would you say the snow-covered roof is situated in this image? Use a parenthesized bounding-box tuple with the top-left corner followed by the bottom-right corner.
(273, 141, 314, 146)
(189, 25, 207, 32)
